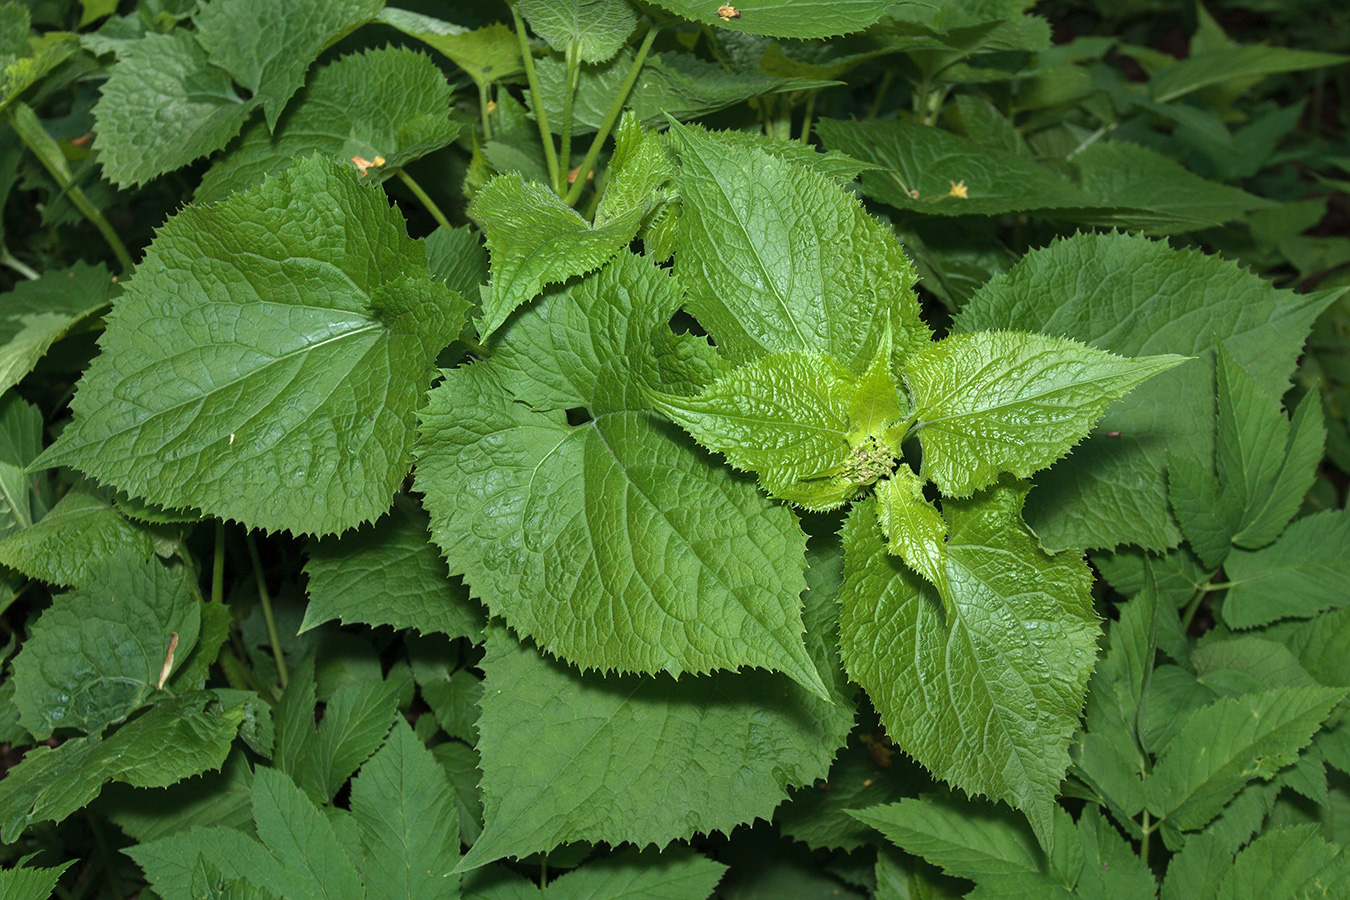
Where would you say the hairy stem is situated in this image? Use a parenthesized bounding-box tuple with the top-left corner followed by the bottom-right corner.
(564, 25, 659, 207)
(513, 6, 561, 192)
(395, 168, 453, 232)
(557, 40, 581, 195)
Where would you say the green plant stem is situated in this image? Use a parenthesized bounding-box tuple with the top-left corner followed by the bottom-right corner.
(86, 811, 125, 900)
(513, 6, 561, 193)
(1140, 810, 1151, 861)
(1180, 587, 1207, 632)
(246, 531, 288, 690)
(799, 90, 818, 144)
(395, 168, 452, 232)
(212, 520, 226, 605)
(1, 248, 38, 280)
(8, 102, 133, 273)
(557, 40, 581, 195)
(867, 69, 895, 119)
(478, 80, 495, 140)
(564, 25, 659, 207)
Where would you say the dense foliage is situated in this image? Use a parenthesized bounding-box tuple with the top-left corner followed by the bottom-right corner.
(0, 0, 1348, 897)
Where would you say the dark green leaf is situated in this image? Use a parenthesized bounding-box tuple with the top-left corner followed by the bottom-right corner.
(1223, 511, 1350, 629)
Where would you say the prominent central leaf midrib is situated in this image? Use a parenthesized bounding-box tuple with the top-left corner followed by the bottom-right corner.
(91, 318, 385, 444)
(587, 414, 797, 659)
(916, 367, 1133, 428)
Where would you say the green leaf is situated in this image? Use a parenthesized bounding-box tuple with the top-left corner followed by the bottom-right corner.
(1167, 454, 1236, 569)
(0, 484, 157, 586)
(303, 493, 484, 640)
(852, 794, 1044, 881)
(1223, 511, 1350, 629)
(0, 859, 76, 900)
(543, 847, 727, 900)
(418, 363, 825, 693)
(905, 330, 1185, 497)
(0, 392, 41, 539)
(667, 123, 877, 184)
(197, 47, 460, 204)
(0, 691, 244, 843)
(518, 0, 636, 63)
(376, 12, 522, 87)
(815, 118, 1092, 217)
(670, 120, 927, 371)
(37, 156, 466, 536)
(1232, 393, 1325, 550)
(1151, 46, 1349, 103)
(434, 741, 484, 848)
(874, 466, 948, 598)
(647, 351, 878, 511)
(129, 826, 287, 900)
(193, 0, 384, 130)
(470, 172, 641, 337)
(1144, 686, 1345, 831)
(0, 30, 77, 115)
(1061, 141, 1272, 234)
(426, 225, 487, 331)
(1071, 807, 1156, 900)
(92, 30, 259, 187)
(103, 748, 256, 843)
(840, 484, 1098, 844)
(12, 552, 199, 739)
(594, 113, 674, 228)
(411, 651, 480, 742)
(350, 719, 460, 900)
(1284, 607, 1350, 688)
(253, 766, 363, 900)
(956, 231, 1338, 552)
(1215, 824, 1350, 900)
(0, 262, 118, 396)
(456, 619, 853, 870)
(647, 0, 891, 38)
(871, 0, 1051, 56)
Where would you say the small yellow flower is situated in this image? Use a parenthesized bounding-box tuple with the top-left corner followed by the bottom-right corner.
(351, 155, 387, 177)
(948, 179, 969, 199)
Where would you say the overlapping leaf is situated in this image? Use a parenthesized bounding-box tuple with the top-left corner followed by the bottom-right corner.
(37, 156, 466, 536)
(0, 262, 118, 396)
(840, 484, 1098, 844)
(1222, 511, 1350, 629)
(0, 484, 157, 586)
(648, 0, 891, 38)
(518, 0, 636, 63)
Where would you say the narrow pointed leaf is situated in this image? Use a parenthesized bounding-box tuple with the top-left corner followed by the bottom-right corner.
(252, 767, 363, 900)
(36, 156, 466, 536)
(1233, 391, 1324, 549)
(874, 467, 948, 598)
(1167, 454, 1236, 569)
(851, 795, 1044, 881)
(1223, 510, 1350, 628)
(905, 331, 1185, 497)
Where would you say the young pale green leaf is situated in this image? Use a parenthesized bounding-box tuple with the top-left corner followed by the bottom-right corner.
(1151, 46, 1349, 103)
(1167, 454, 1236, 569)
(957, 231, 1338, 552)
(456, 619, 853, 871)
(647, 352, 867, 511)
(376, 11, 521, 87)
(670, 121, 927, 372)
(1215, 823, 1350, 900)
(815, 118, 1092, 217)
(0, 31, 77, 115)
(0, 859, 76, 900)
(593, 113, 674, 228)
(350, 719, 460, 900)
(192, 0, 384, 130)
(851, 795, 1044, 882)
(11, 552, 199, 739)
(874, 468, 948, 599)
(1222, 511, 1350, 629)
(0, 691, 244, 843)
(253, 767, 363, 900)
(647, 0, 890, 38)
(1232, 393, 1325, 550)
(518, 0, 636, 63)
(92, 30, 258, 186)
(128, 826, 288, 900)
(840, 484, 1098, 846)
(417, 365, 825, 694)
(0, 392, 41, 539)
(36, 156, 466, 536)
(471, 173, 641, 337)
(905, 330, 1185, 497)
(197, 47, 460, 203)
(0, 262, 117, 395)
(1144, 686, 1345, 832)
(303, 493, 484, 640)
(543, 847, 727, 900)
(0, 484, 157, 586)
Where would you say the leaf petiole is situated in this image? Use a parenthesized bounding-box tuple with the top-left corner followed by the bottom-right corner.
(513, 5, 561, 194)
(395, 168, 453, 232)
(246, 531, 289, 690)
